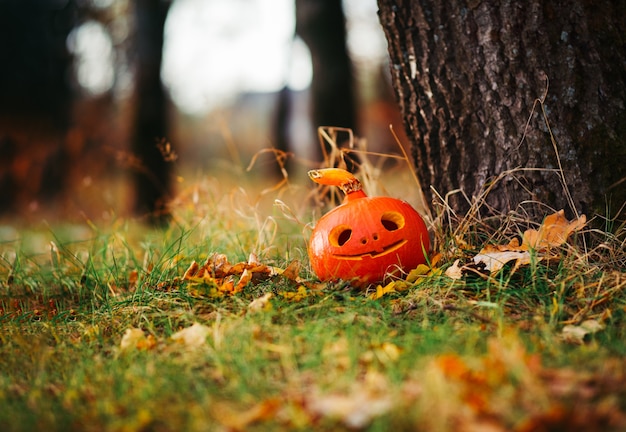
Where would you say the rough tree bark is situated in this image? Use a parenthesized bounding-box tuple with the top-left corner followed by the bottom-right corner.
(295, 0, 358, 165)
(131, 0, 172, 225)
(377, 0, 626, 221)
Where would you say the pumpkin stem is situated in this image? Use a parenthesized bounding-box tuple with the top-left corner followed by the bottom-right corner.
(308, 168, 366, 197)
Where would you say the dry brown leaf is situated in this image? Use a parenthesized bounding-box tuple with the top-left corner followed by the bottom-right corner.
(473, 247, 533, 273)
(128, 269, 139, 287)
(182, 260, 199, 279)
(183, 253, 279, 296)
(235, 268, 252, 291)
(523, 210, 586, 250)
(465, 211, 586, 275)
(444, 259, 491, 279)
(220, 277, 237, 293)
(281, 260, 302, 281)
(445, 259, 464, 280)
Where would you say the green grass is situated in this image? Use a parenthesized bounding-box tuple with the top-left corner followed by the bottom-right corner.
(1, 174, 625, 431)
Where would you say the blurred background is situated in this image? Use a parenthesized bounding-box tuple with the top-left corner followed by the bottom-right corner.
(0, 0, 407, 225)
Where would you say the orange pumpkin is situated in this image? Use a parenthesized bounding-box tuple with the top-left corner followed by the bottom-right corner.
(308, 168, 430, 286)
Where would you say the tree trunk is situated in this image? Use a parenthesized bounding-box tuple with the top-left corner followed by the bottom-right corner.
(295, 0, 358, 167)
(0, 0, 76, 214)
(131, 0, 172, 225)
(377, 0, 626, 221)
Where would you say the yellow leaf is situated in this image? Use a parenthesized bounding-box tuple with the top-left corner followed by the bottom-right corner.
(394, 280, 412, 291)
(213, 398, 281, 430)
(428, 252, 442, 268)
(406, 264, 431, 283)
(219, 277, 237, 294)
(186, 283, 223, 299)
(377, 342, 402, 362)
(369, 281, 406, 300)
(279, 285, 308, 302)
(120, 328, 156, 351)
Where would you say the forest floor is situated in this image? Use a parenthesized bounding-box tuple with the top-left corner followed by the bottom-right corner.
(1, 160, 625, 431)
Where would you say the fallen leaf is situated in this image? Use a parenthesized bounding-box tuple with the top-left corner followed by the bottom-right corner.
(280, 260, 302, 281)
(120, 328, 156, 351)
(406, 264, 431, 283)
(308, 371, 392, 429)
(279, 285, 310, 302)
(248, 292, 273, 312)
(276, 260, 327, 292)
(561, 319, 605, 344)
(322, 337, 351, 370)
(444, 259, 489, 279)
(458, 211, 586, 276)
(369, 280, 411, 299)
(128, 269, 139, 288)
(213, 398, 281, 431)
(523, 210, 586, 250)
(182, 260, 199, 279)
(361, 342, 402, 365)
(436, 353, 472, 380)
(444, 259, 464, 280)
(473, 246, 533, 273)
(234, 268, 252, 292)
(183, 253, 278, 297)
(247, 252, 260, 264)
(171, 323, 210, 348)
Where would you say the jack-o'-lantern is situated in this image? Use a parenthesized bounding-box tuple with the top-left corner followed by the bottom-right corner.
(308, 168, 430, 286)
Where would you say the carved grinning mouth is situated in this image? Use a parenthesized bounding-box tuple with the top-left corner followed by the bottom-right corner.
(332, 239, 408, 261)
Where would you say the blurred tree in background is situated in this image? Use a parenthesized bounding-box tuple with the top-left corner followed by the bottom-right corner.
(295, 0, 358, 167)
(130, 0, 172, 225)
(0, 0, 399, 224)
(0, 0, 173, 224)
(0, 0, 77, 215)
